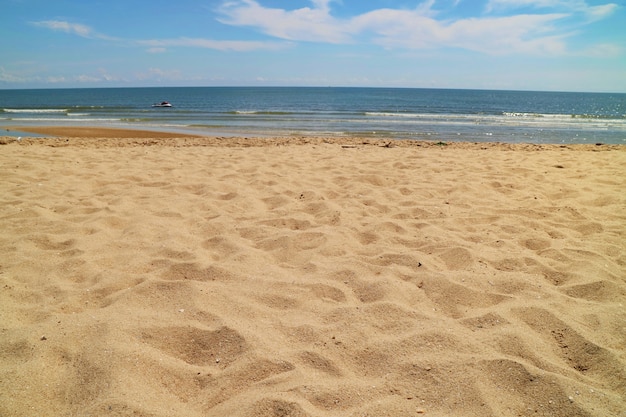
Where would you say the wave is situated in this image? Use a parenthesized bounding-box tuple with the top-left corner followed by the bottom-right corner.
(366, 111, 625, 119)
(188, 123, 228, 128)
(230, 110, 295, 115)
(365, 112, 426, 118)
(502, 112, 545, 118)
(69, 105, 106, 110)
(2, 108, 67, 114)
(503, 112, 625, 120)
(364, 111, 626, 126)
(121, 118, 156, 122)
(3, 117, 121, 122)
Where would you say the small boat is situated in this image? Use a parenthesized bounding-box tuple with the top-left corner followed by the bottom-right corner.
(152, 101, 172, 107)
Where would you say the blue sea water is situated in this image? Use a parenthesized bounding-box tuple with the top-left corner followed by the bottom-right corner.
(1, 87, 625, 144)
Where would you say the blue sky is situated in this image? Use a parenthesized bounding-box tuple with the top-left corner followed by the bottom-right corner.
(1, 0, 624, 92)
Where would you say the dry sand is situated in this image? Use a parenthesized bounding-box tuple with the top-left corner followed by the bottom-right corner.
(1, 128, 625, 417)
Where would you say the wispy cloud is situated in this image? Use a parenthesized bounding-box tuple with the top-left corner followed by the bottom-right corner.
(137, 37, 291, 52)
(359, 12, 570, 55)
(0, 66, 119, 85)
(30, 20, 117, 40)
(46, 76, 68, 83)
(485, 0, 618, 21)
(485, 0, 617, 11)
(583, 3, 619, 21)
(136, 68, 182, 81)
(67, 69, 122, 84)
(217, 0, 618, 55)
(0, 66, 30, 83)
(486, 0, 572, 10)
(30, 19, 290, 52)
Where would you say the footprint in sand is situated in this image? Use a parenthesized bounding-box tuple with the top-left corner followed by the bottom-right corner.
(514, 306, 626, 390)
(163, 262, 238, 282)
(418, 275, 509, 318)
(139, 326, 247, 367)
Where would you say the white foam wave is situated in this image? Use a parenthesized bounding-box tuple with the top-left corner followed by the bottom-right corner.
(3, 108, 67, 113)
(3, 117, 121, 122)
(364, 111, 626, 130)
(366, 112, 423, 118)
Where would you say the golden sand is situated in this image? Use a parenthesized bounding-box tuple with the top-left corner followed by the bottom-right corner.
(1, 128, 625, 417)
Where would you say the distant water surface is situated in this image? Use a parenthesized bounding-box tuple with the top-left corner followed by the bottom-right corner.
(1, 87, 625, 144)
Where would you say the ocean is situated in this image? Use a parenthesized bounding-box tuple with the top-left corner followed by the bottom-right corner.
(1, 87, 625, 144)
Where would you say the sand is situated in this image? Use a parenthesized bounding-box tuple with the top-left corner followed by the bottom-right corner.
(1, 128, 625, 417)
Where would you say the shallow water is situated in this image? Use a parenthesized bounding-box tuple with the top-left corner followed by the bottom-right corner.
(1, 87, 625, 143)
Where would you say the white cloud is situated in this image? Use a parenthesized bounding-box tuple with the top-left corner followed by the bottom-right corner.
(27, 1, 619, 60)
(31, 20, 93, 37)
(30, 20, 118, 40)
(432, 14, 570, 55)
(218, 1, 574, 55)
(217, 0, 351, 43)
(98, 69, 117, 82)
(75, 74, 101, 82)
(47, 76, 68, 83)
(584, 3, 618, 21)
(216, 0, 618, 56)
(72, 70, 118, 83)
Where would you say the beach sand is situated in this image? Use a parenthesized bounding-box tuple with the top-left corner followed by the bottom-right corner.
(1, 127, 625, 417)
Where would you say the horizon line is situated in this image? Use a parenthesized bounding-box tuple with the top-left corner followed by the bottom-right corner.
(1, 84, 625, 95)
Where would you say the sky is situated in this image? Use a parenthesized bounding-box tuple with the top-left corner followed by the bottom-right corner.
(1, 0, 625, 92)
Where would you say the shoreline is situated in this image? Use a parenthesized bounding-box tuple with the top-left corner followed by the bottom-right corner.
(3, 125, 624, 150)
(5, 125, 204, 139)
